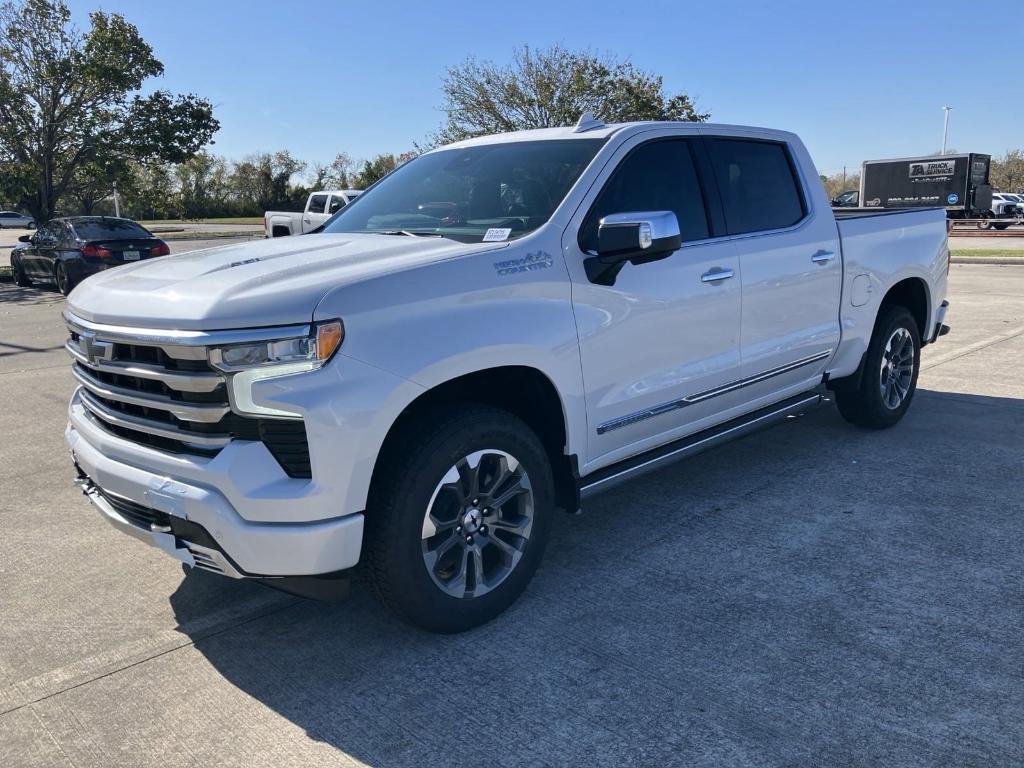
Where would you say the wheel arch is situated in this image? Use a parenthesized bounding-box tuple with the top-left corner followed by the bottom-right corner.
(368, 365, 580, 516)
(880, 276, 929, 340)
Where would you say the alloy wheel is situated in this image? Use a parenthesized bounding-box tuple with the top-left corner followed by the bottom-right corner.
(421, 449, 534, 599)
(879, 327, 914, 410)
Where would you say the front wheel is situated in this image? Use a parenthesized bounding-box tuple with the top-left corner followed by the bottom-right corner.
(833, 306, 921, 429)
(364, 405, 554, 633)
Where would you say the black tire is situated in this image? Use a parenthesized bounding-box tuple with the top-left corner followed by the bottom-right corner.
(833, 305, 921, 429)
(364, 404, 555, 633)
(994, 224, 1009, 230)
(12, 255, 31, 287)
(55, 261, 75, 296)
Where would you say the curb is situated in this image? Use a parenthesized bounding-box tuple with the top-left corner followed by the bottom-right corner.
(950, 256, 1024, 265)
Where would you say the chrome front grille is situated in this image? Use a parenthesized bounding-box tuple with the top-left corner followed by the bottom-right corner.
(65, 312, 314, 477)
(66, 319, 233, 453)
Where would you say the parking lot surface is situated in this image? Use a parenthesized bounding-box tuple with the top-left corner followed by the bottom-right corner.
(1, 264, 1023, 767)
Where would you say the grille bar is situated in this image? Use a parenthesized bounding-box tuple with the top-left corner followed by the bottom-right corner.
(65, 340, 223, 392)
(72, 365, 230, 423)
(79, 388, 232, 448)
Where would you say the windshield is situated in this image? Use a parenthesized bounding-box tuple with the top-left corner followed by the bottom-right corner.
(322, 139, 605, 242)
(71, 218, 153, 240)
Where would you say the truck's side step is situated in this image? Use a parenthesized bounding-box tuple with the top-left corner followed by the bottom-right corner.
(578, 391, 823, 499)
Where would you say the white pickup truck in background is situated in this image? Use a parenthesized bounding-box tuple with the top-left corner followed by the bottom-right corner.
(65, 116, 950, 633)
(264, 189, 361, 237)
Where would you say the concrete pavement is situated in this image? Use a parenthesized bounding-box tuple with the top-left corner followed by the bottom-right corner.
(1, 264, 1023, 767)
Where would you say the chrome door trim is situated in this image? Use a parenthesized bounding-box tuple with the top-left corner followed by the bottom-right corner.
(596, 350, 831, 434)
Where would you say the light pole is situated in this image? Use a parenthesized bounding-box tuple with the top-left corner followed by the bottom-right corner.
(941, 106, 953, 155)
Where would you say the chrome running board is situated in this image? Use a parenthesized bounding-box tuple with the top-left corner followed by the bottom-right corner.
(580, 391, 823, 499)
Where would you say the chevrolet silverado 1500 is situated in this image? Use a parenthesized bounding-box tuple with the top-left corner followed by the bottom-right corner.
(265, 189, 362, 238)
(65, 116, 950, 633)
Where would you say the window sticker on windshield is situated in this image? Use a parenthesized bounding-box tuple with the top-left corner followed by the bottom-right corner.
(483, 228, 512, 242)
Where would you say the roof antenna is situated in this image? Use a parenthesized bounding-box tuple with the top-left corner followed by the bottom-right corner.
(573, 111, 605, 133)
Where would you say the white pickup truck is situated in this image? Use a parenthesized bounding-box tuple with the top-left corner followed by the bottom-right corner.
(264, 189, 361, 238)
(64, 117, 950, 633)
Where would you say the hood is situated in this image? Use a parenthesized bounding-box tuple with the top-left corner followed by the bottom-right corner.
(67, 233, 507, 330)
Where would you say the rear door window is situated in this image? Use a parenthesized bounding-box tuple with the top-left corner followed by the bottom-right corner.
(580, 138, 710, 253)
(706, 138, 806, 235)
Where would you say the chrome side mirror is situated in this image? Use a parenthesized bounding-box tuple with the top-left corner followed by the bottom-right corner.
(585, 211, 682, 286)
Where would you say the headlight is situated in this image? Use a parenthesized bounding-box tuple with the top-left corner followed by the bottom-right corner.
(208, 319, 344, 418)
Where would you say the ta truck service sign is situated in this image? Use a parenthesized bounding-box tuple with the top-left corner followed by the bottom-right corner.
(909, 159, 956, 179)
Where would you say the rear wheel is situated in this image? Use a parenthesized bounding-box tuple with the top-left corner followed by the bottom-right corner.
(55, 261, 75, 296)
(12, 255, 31, 287)
(364, 404, 554, 633)
(833, 306, 921, 429)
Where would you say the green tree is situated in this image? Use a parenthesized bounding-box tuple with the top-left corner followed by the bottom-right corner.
(990, 149, 1024, 192)
(66, 156, 132, 214)
(0, 0, 218, 221)
(428, 45, 709, 146)
(176, 153, 230, 218)
(351, 151, 416, 189)
(230, 151, 306, 213)
(127, 161, 179, 220)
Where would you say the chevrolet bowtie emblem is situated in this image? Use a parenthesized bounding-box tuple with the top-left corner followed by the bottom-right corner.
(79, 330, 113, 366)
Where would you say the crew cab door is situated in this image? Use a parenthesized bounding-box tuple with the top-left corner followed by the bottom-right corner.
(563, 131, 743, 469)
(701, 130, 842, 397)
(303, 193, 329, 232)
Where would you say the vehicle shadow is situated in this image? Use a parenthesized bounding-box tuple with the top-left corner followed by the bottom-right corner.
(0, 281, 64, 308)
(170, 389, 1024, 767)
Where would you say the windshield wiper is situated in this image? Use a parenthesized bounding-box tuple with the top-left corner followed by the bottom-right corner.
(376, 230, 445, 238)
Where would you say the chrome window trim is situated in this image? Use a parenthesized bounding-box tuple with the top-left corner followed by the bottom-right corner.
(596, 350, 832, 434)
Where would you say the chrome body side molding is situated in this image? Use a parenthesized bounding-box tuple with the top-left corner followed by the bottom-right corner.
(596, 351, 831, 434)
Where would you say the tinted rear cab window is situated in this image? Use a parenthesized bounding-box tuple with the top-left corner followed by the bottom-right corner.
(71, 219, 153, 240)
(706, 139, 806, 235)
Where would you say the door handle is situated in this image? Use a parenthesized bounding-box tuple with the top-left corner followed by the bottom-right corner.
(701, 268, 734, 283)
(811, 249, 836, 263)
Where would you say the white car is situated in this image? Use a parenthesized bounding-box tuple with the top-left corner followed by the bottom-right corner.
(264, 190, 362, 237)
(0, 210, 36, 228)
(64, 117, 950, 632)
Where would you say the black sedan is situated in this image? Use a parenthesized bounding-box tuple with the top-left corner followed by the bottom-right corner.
(11, 216, 171, 295)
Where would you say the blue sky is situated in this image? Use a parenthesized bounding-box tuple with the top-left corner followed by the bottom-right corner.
(70, 0, 1022, 178)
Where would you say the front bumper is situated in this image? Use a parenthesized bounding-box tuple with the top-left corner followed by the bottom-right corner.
(67, 401, 364, 578)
